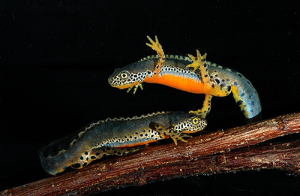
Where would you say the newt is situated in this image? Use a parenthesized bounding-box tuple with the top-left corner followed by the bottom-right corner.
(39, 111, 207, 175)
(108, 36, 261, 120)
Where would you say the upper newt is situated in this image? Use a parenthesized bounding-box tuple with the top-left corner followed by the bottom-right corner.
(108, 36, 261, 120)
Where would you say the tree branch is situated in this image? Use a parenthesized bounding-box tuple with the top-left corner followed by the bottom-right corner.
(1, 112, 300, 196)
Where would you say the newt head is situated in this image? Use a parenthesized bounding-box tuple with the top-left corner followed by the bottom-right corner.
(181, 116, 208, 134)
(108, 59, 156, 93)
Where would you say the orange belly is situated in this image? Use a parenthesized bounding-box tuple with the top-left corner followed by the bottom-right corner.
(144, 74, 228, 97)
(144, 74, 206, 94)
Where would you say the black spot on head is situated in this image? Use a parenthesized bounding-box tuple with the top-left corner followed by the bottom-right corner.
(83, 162, 87, 167)
(135, 132, 138, 135)
(158, 128, 163, 131)
(145, 133, 148, 136)
(86, 157, 89, 161)
(134, 136, 137, 139)
(215, 79, 220, 84)
(240, 92, 245, 97)
(237, 100, 243, 105)
(85, 151, 88, 155)
(227, 86, 231, 92)
(205, 75, 208, 78)
(130, 136, 133, 138)
(80, 156, 84, 160)
(96, 152, 101, 156)
(91, 156, 96, 159)
(122, 152, 127, 155)
(72, 163, 81, 169)
(117, 152, 121, 155)
(114, 150, 117, 153)
(140, 134, 143, 137)
(212, 84, 215, 88)
(234, 82, 238, 86)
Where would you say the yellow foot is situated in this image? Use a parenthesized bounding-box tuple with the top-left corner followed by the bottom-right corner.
(186, 50, 207, 72)
(146, 36, 165, 58)
(127, 83, 143, 94)
(170, 133, 192, 145)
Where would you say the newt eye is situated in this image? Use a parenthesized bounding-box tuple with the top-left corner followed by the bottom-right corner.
(192, 118, 199, 124)
(120, 72, 128, 79)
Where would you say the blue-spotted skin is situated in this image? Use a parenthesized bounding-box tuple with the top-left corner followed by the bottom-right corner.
(39, 111, 207, 175)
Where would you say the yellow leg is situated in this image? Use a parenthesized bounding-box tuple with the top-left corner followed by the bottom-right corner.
(127, 83, 143, 94)
(146, 36, 165, 73)
(187, 50, 209, 83)
(189, 94, 213, 118)
(170, 133, 192, 145)
(149, 122, 191, 145)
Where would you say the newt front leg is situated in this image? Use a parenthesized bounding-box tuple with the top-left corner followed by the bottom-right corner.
(146, 35, 166, 74)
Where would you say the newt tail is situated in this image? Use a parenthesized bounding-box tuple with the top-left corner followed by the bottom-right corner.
(108, 36, 261, 120)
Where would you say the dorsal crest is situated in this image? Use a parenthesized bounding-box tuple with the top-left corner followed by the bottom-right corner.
(138, 54, 193, 62)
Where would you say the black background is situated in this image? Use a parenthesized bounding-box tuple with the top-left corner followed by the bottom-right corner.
(1, 1, 300, 195)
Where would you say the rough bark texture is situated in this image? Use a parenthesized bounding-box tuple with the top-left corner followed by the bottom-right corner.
(1, 112, 300, 196)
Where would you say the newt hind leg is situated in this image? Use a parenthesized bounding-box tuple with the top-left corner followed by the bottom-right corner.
(189, 94, 213, 118)
(186, 50, 232, 118)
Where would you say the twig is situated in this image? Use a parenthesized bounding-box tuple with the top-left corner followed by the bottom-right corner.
(1, 112, 300, 196)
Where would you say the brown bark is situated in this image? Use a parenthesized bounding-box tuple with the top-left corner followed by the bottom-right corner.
(1, 112, 300, 196)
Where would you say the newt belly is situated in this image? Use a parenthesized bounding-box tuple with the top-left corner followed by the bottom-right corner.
(39, 111, 207, 175)
(108, 36, 261, 120)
